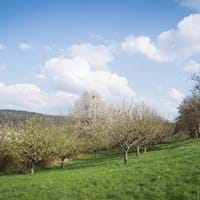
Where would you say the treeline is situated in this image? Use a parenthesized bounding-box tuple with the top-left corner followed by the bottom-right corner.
(0, 93, 173, 175)
(175, 74, 200, 138)
(0, 110, 67, 127)
(0, 118, 79, 174)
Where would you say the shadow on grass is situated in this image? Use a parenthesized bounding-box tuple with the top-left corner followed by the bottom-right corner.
(150, 138, 199, 152)
(43, 138, 198, 173)
(62, 153, 123, 171)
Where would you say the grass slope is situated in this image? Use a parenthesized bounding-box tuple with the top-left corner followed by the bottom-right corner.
(1, 139, 200, 200)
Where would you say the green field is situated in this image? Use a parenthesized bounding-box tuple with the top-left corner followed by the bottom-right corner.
(0, 139, 200, 200)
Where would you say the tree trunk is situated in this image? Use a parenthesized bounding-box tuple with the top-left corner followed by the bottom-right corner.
(124, 150, 128, 165)
(31, 162, 35, 174)
(105, 149, 108, 155)
(94, 150, 97, 158)
(198, 126, 200, 138)
(144, 145, 147, 153)
(61, 158, 65, 169)
(190, 131, 193, 138)
(137, 145, 140, 157)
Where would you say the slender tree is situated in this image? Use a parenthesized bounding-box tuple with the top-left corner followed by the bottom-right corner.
(106, 101, 167, 164)
(136, 105, 167, 153)
(105, 101, 141, 164)
(71, 91, 108, 154)
(54, 131, 80, 168)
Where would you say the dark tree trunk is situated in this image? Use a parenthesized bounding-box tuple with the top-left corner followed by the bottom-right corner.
(124, 150, 128, 165)
(198, 127, 200, 138)
(61, 158, 65, 169)
(144, 145, 147, 153)
(94, 150, 97, 158)
(190, 130, 195, 138)
(137, 145, 140, 157)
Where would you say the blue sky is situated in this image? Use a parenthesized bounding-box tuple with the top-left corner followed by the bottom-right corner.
(0, 0, 200, 119)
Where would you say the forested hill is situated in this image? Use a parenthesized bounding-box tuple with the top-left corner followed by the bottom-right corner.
(0, 109, 67, 126)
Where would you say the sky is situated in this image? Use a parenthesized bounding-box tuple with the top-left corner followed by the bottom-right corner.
(0, 0, 200, 120)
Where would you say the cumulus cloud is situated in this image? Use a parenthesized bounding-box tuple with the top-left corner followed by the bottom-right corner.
(184, 60, 200, 72)
(0, 42, 135, 114)
(68, 43, 114, 70)
(48, 91, 78, 114)
(41, 56, 135, 101)
(158, 14, 200, 59)
(121, 35, 170, 62)
(18, 43, 31, 50)
(122, 14, 200, 63)
(169, 88, 185, 102)
(37, 55, 179, 119)
(0, 39, 184, 119)
(0, 79, 132, 115)
(0, 82, 77, 114)
(179, 0, 200, 10)
(0, 83, 47, 111)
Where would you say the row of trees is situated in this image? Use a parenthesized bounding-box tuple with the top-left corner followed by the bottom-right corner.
(72, 92, 171, 164)
(0, 119, 79, 174)
(0, 92, 172, 174)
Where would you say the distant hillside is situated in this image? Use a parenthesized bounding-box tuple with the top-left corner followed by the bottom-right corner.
(0, 109, 67, 127)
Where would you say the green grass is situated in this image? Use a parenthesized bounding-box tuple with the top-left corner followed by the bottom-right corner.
(1, 139, 200, 200)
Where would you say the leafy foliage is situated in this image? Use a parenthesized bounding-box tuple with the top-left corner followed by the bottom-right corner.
(12, 118, 57, 173)
(176, 74, 200, 138)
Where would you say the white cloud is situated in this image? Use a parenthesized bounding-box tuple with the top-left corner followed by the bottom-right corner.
(41, 56, 135, 101)
(179, 0, 200, 10)
(141, 88, 186, 120)
(0, 79, 134, 115)
(184, 60, 200, 72)
(0, 60, 179, 120)
(169, 88, 185, 102)
(0, 42, 135, 114)
(0, 38, 185, 119)
(140, 96, 178, 121)
(158, 98, 180, 120)
(0, 83, 47, 111)
(48, 91, 78, 114)
(158, 14, 200, 59)
(121, 35, 170, 62)
(0, 44, 6, 50)
(0, 82, 78, 114)
(39, 42, 134, 103)
(35, 74, 46, 80)
(0, 82, 4, 87)
(68, 43, 114, 70)
(18, 43, 31, 50)
(43, 57, 93, 93)
(122, 14, 200, 63)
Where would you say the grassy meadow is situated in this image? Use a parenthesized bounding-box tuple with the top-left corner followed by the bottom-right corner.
(1, 139, 200, 200)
